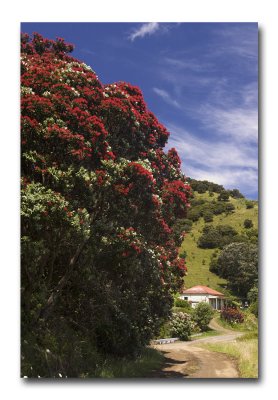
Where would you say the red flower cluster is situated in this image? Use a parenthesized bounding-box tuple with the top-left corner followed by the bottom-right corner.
(128, 162, 155, 183)
(21, 32, 191, 294)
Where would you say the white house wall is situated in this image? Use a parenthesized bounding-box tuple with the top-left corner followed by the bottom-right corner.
(179, 293, 225, 309)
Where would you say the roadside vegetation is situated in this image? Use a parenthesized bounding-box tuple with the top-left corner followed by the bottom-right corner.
(156, 300, 215, 341)
(201, 334, 258, 378)
(202, 310, 258, 378)
(93, 348, 164, 378)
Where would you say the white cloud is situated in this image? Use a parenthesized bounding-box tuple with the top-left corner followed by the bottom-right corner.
(153, 87, 182, 109)
(166, 123, 257, 170)
(199, 105, 258, 144)
(129, 23, 159, 41)
(165, 123, 258, 197)
(164, 57, 213, 73)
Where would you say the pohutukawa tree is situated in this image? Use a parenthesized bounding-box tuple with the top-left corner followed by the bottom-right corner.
(21, 33, 191, 376)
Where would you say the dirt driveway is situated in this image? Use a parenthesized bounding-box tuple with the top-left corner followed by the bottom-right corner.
(151, 318, 243, 379)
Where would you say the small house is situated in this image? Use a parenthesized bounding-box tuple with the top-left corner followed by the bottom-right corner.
(179, 285, 226, 310)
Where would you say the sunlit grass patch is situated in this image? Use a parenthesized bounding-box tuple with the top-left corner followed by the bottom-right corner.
(201, 337, 258, 378)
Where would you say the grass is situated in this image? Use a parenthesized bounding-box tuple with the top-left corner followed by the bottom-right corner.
(201, 310, 258, 378)
(201, 337, 258, 378)
(94, 347, 164, 378)
(191, 328, 221, 340)
(180, 192, 258, 293)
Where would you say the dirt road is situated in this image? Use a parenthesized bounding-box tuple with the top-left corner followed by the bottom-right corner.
(151, 318, 243, 379)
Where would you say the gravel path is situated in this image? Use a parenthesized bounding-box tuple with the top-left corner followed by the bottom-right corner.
(151, 318, 243, 379)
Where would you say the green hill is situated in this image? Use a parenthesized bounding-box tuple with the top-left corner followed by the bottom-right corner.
(179, 184, 258, 298)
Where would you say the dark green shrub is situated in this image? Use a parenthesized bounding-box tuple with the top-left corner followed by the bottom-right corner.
(215, 242, 258, 297)
(225, 203, 235, 213)
(247, 286, 258, 304)
(246, 201, 254, 209)
(209, 251, 219, 273)
(244, 228, 258, 244)
(228, 189, 244, 199)
(249, 300, 258, 317)
(187, 208, 201, 222)
(218, 191, 230, 201)
(192, 302, 214, 331)
(244, 219, 253, 229)
(213, 202, 226, 215)
(174, 298, 191, 310)
(203, 211, 213, 222)
(198, 225, 238, 249)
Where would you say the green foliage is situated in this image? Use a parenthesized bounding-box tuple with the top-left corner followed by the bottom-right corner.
(198, 224, 238, 249)
(174, 298, 192, 312)
(192, 302, 214, 331)
(188, 178, 224, 194)
(157, 321, 171, 339)
(217, 190, 230, 201)
(244, 228, 258, 244)
(169, 312, 196, 341)
(216, 242, 258, 297)
(247, 286, 258, 304)
(173, 218, 193, 236)
(187, 208, 202, 222)
(225, 203, 235, 213)
(95, 348, 164, 378)
(244, 219, 254, 229)
(203, 211, 213, 222)
(247, 286, 259, 317)
(246, 201, 254, 209)
(209, 250, 219, 273)
(21, 33, 191, 376)
(179, 250, 187, 259)
(227, 189, 244, 199)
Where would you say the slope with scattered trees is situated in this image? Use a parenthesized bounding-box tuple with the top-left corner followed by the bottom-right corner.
(179, 182, 258, 302)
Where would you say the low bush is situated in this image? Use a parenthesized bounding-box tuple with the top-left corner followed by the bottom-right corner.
(246, 201, 254, 209)
(192, 302, 214, 331)
(169, 312, 196, 341)
(244, 219, 254, 229)
(221, 307, 244, 324)
(204, 211, 213, 222)
(249, 300, 258, 318)
(174, 298, 192, 311)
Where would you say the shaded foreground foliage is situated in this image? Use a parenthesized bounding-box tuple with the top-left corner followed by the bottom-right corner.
(21, 33, 191, 377)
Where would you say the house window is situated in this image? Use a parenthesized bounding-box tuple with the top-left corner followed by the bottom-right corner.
(184, 297, 188, 300)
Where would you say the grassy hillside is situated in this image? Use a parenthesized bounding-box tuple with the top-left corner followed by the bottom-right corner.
(180, 190, 258, 296)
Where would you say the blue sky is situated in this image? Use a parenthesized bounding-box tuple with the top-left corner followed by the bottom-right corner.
(21, 22, 258, 199)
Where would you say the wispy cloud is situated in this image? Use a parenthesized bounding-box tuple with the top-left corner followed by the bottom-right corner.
(164, 57, 213, 73)
(199, 104, 258, 144)
(80, 48, 95, 56)
(165, 122, 258, 197)
(129, 23, 159, 41)
(153, 87, 182, 109)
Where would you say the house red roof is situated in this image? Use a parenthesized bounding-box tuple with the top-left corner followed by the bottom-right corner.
(181, 285, 224, 296)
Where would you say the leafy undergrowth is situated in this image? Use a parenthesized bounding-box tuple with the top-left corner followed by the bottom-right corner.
(216, 311, 258, 332)
(94, 347, 164, 378)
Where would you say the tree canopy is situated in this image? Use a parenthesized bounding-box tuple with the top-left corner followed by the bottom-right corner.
(21, 33, 191, 376)
(215, 242, 258, 297)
